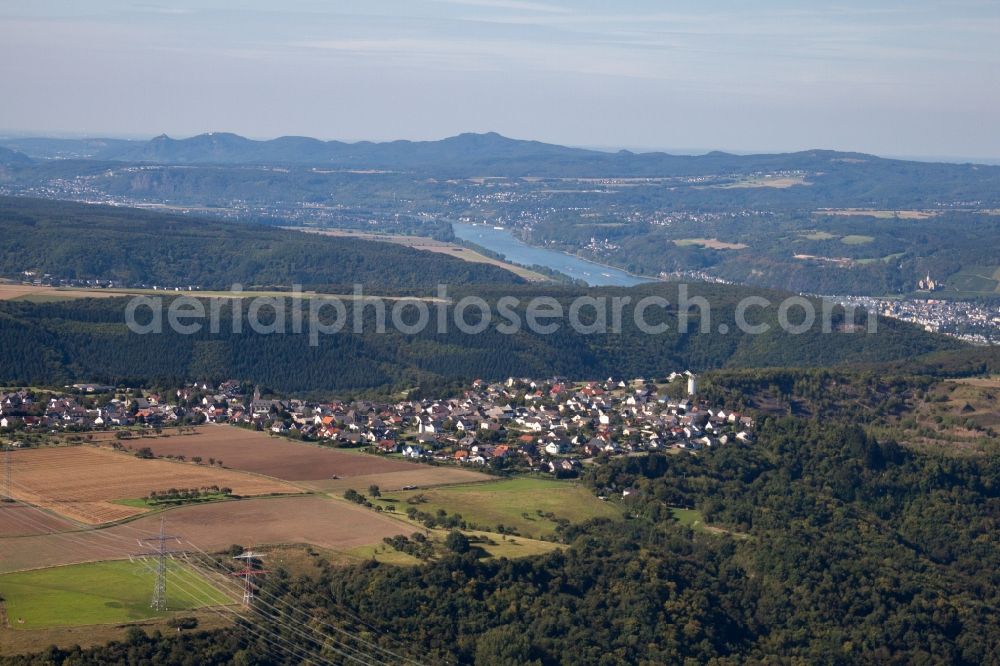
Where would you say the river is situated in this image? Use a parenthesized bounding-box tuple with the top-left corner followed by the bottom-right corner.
(451, 224, 657, 287)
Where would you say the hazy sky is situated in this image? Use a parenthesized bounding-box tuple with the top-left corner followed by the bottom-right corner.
(2, 0, 998, 158)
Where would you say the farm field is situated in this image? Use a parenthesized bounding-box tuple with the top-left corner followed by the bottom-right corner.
(0, 503, 77, 537)
(369, 477, 622, 538)
(292, 227, 548, 281)
(840, 234, 875, 245)
(0, 495, 410, 573)
(8, 445, 298, 524)
(0, 283, 438, 303)
(0, 284, 128, 301)
(802, 230, 837, 240)
(673, 238, 748, 250)
(941, 265, 1000, 297)
(0, 609, 231, 657)
(718, 175, 809, 188)
(130, 426, 468, 483)
(303, 467, 492, 493)
(815, 208, 939, 219)
(0, 560, 231, 630)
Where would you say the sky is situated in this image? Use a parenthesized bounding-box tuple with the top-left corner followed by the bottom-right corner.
(1, 0, 999, 159)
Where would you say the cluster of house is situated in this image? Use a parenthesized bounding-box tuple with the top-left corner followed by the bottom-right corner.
(2, 375, 755, 474)
(0, 389, 183, 432)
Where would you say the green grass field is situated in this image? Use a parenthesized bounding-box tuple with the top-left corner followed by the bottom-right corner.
(670, 507, 705, 528)
(669, 507, 750, 539)
(857, 252, 905, 265)
(0, 560, 232, 629)
(473, 533, 562, 558)
(840, 235, 875, 245)
(370, 477, 622, 538)
(111, 493, 231, 510)
(941, 265, 1000, 296)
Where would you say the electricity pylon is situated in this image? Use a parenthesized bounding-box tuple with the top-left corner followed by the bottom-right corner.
(132, 518, 184, 611)
(232, 550, 269, 607)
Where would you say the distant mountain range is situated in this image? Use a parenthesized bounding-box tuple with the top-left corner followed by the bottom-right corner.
(3, 131, 997, 177)
(0, 132, 590, 167)
(0, 145, 34, 167)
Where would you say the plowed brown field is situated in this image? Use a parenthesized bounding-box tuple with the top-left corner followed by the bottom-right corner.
(132, 426, 452, 481)
(0, 496, 409, 573)
(0, 502, 78, 536)
(8, 446, 298, 524)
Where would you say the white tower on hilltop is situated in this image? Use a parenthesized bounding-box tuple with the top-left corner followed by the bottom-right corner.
(687, 375, 697, 396)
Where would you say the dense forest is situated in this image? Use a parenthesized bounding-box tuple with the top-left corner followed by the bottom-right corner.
(0, 198, 522, 292)
(0, 283, 962, 394)
(5, 415, 997, 664)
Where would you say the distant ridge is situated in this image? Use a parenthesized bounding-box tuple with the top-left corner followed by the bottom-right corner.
(95, 130, 594, 168)
(3, 132, 999, 179)
(0, 146, 32, 167)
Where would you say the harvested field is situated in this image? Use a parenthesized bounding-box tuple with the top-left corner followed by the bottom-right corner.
(128, 495, 407, 552)
(0, 284, 126, 301)
(815, 208, 939, 220)
(0, 496, 409, 573)
(673, 238, 748, 250)
(0, 503, 78, 536)
(718, 175, 809, 189)
(8, 446, 298, 524)
(304, 467, 492, 493)
(291, 228, 547, 281)
(0, 284, 428, 303)
(840, 234, 875, 245)
(132, 426, 433, 481)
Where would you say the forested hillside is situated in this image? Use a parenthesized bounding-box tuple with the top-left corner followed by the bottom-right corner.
(0, 284, 962, 394)
(0, 198, 523, 292)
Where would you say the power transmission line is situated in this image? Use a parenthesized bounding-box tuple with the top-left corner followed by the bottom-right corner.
(131, 517, 184, 611)
(3, 480, 430, 664)
(0, 503, 340, 665)
(2, 445, 12, 502)
(2, 494, 393, 664)
(231, 549, 269, 607)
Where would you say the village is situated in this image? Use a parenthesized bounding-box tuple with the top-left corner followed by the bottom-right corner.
(1, 373, 755, 477)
